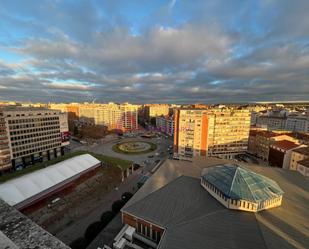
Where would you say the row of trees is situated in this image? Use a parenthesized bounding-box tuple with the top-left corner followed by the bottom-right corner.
(69, 192, 133, 249)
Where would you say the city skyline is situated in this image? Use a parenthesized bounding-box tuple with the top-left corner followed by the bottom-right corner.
(0, 0, 309, 103)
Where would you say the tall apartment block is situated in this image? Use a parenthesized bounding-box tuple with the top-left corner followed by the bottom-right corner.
(49, 102, 139, 132)
(78, 103, 139, 131)
(0, 106, 69, 172)
(173, 108, 251, 160)
(144, 104, 171, 118)
(156, 116, 174, 136)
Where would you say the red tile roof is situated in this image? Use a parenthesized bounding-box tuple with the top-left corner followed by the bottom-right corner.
(271, 140, 300, 151)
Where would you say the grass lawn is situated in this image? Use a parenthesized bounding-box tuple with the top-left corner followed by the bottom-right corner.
(112, 141, 157, 155)
(0, 151, 132, 183)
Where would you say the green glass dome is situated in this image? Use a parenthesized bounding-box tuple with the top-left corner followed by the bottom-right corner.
(201, 164, 284, 202)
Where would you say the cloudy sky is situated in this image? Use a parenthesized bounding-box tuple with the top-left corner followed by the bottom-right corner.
(0, 0, 308, 103)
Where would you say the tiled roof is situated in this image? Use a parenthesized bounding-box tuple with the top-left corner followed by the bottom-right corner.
(271, 140, 300, 151)
(292, 146, 309, 156)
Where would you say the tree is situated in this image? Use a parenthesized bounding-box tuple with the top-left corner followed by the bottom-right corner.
(100, 211, 115, 227)
(111, 199, 126, 213)
(121, 192, 133, 202)
(150, 117, 156, 126)
(84, 221, 104, 243)
(69, 237, 88, 249)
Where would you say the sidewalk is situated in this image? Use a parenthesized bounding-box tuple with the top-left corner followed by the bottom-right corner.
(55, 170, 141, 245)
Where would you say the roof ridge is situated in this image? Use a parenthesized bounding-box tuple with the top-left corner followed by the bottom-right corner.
(237, 167, 257, 202)
(228, 165, 239, 197)
(171, 209, 228, 227)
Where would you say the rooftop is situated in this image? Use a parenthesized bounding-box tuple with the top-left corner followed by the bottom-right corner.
(298, 158, 309, 168)
(292, 146, 309, 156)
(0, 154, 100, 208)
(122, 157, 309, 249)
(201, 164, 283, 203)
(271, 140, 300, 151)
(0, 199, 70, 249)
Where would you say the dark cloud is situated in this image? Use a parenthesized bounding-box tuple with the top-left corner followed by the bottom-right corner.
(0, 0, 308, 103)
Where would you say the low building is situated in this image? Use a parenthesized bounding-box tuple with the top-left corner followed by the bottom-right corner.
(248, 130, 299, 161)
(289, 146, 309, 170)
(268, 140, 304, 168)
(296, 158, 309, 177)
(200, 164, 283, 212)
(0, 154, 101, 210)
(115, 157, 308, 249)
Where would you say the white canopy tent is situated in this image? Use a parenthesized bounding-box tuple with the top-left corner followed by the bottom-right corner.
(0, 154, 101, 209)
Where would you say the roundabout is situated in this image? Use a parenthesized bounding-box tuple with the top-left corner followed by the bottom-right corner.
(112, 141, 157, 155)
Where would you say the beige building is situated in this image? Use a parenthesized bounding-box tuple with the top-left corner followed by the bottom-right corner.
(296, 158, 309, 177)
(289, 146, 309, 171)
(145, 104, 170, 118)
(78, 102, 139, 131)
(0, 107, 69, 171)
(248, 130, 299, 161)
(174, 108, 251, 160)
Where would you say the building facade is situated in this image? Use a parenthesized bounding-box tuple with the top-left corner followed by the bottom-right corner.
(248, 130, 299, 161)
(289, 147, 309, 171)
(144, 104, 171, 118)
(50, 103, 139, 132)
(173, 108, 251, 160)
(285, 116, 309, 133)
(256, 116, 286, 130)
(0, 107, 69, 172)
(156, 116, 174, 136)
(296, 159, 309, 177)
(268, 140, 303, 168)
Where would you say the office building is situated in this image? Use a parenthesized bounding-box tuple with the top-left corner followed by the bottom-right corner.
(173, 108, 251, 160)
(0, 107, 69, 171)
(256, 116, 286, 130)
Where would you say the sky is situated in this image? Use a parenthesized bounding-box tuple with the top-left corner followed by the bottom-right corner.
(0, 0, 308, 104)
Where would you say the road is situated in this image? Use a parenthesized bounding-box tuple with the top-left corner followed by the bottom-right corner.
(55, 133, 172, 245)
(55, 168, 142, 244)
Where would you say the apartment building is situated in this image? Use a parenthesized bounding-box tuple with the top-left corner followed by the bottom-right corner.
(173, 108, 251, 160)
(248, 130, 299, 161)
(156, 116, 174, 136)
(0, 110, 11, 171)
(78, 103, 139, 132)
(0, 107, 69, 171)
(269, 140, 303, 168)
(289, 146, 309, 171)
(144, 104, 171, 118)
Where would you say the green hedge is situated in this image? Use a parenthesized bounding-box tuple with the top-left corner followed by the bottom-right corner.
(0, 151, 132, 183)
